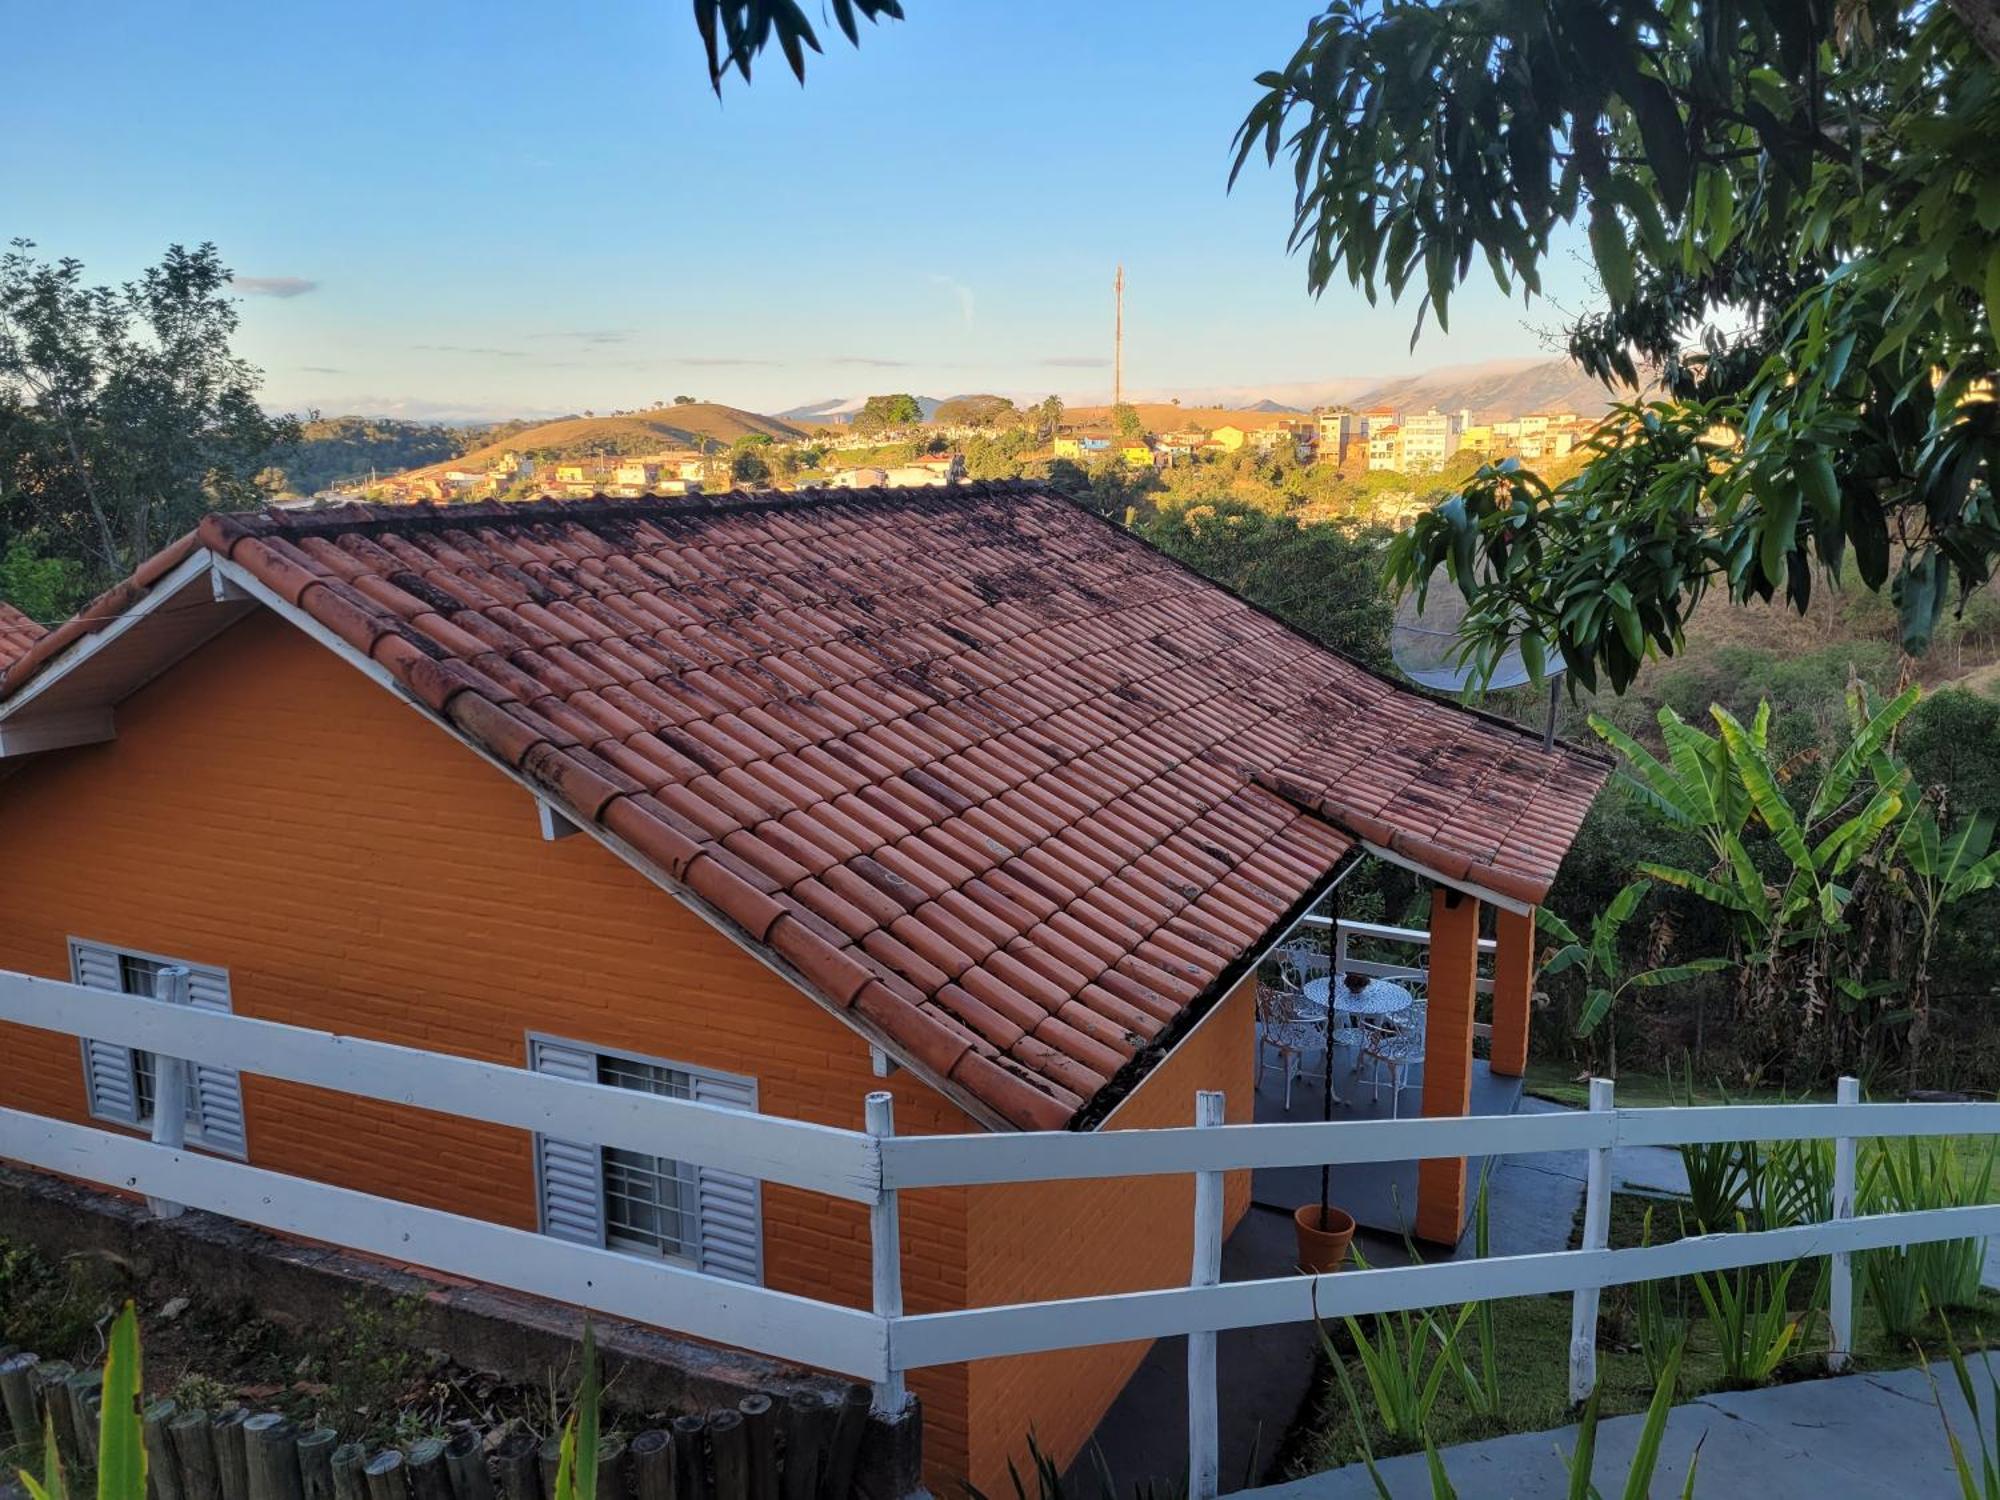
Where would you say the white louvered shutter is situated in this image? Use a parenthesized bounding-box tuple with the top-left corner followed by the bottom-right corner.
(531, 1039, 605, 1247)
(71, 941, 139, 1125)
(183, 965, 246, 1157)
(690, 1070, 763, 1284)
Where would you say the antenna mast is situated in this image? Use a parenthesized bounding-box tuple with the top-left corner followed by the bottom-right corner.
(1113, 263, 1124, 408)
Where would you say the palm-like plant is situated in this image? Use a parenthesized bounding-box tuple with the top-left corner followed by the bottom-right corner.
(1539, 881, 1729, 1076)
(1580, 682, 1997, 1076)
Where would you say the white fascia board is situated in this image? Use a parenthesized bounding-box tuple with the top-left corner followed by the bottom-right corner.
(0, 549, 217, 725)
(1360, 839, 1535, 916)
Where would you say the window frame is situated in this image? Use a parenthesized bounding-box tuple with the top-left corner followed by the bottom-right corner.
(526, 1032, 761, 1281)
(69, 935, 248, 1159)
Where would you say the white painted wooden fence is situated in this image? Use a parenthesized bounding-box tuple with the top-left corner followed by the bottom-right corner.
(4, 967, 1998, 1500)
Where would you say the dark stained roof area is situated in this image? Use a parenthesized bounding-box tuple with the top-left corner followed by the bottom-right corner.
(8, 482, 1609, 1129)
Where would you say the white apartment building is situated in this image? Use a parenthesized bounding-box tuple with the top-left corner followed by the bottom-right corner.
(1400, 407, 1465, 468)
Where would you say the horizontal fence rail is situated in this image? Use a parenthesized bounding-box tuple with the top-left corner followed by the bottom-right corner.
(4, 964, 1999, 1498)
(0, 970, 878, 1199)
(0, 1107, 888, 1378)
(888, 1202, 2000, 1368)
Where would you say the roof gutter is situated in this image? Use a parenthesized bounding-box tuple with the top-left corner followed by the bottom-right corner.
(1081, 840, 1369, 1133)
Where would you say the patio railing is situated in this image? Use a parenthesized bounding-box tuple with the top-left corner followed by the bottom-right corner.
(3, 966, 1998, 1499)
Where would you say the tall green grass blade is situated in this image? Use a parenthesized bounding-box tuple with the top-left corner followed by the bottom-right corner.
(1620, 1339, 1686, 1500)
(97, 1302, 147, 1500)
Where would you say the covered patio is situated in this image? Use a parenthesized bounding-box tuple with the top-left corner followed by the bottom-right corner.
(1249, 891, 1543, 1245)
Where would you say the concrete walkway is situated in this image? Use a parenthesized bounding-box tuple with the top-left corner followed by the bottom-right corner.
(1247, 1357, 1991, 1498)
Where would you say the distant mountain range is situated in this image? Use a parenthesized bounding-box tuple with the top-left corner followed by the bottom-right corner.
(1348, 358, 1640, 421)
(780, 359, 1636, 427)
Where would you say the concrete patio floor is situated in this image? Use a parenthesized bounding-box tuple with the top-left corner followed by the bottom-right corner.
(1249, 1044, 1527, 1241)
(1244, 1356, 1989, 1498)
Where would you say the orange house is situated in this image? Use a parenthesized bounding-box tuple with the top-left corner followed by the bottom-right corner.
(0, 483, 1605, 1491)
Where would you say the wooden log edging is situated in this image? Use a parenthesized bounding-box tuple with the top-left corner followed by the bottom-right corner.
(0, 1341, 916, 1500)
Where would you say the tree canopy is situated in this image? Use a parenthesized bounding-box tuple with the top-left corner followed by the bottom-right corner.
(691, 0, 2000, 696)
(1231, 0, 2000, 692)
(1, 240, 296, 613)
(849, 392, 925, 436)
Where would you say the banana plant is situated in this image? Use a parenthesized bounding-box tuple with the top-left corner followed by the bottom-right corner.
(1889, 809, 2000, 1056)
(1539, 881, 1729, 1076)
(1585, 683, 1947, 1068)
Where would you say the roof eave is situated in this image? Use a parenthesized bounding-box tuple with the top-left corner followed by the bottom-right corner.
(0, 550, 256, 759)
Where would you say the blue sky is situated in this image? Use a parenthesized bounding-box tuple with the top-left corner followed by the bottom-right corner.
(9, 0, 1590, 421)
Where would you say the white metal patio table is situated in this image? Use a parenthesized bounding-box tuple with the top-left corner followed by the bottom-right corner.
(1302, 974, 1415, 1021)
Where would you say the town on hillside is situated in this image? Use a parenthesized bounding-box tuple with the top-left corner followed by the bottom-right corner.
(322, 395, 1606, 512)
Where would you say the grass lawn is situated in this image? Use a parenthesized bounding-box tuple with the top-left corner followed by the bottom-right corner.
(1285, 1066, 2000, 1477)
(1286, 1183, 2000, 1477)
(1522, 1060, 2000, 1197)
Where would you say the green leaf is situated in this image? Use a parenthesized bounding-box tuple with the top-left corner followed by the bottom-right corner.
(97, 1303, 146, 1500)
(1589, 197, 1635, 305)
(1543, 942, 1591, 977)
(1577, 986, 1616, 1035)
(1538, 907, 1582, 945)
(1759, 483, 1802, 585)
(1622, 1339, 1686, 1500)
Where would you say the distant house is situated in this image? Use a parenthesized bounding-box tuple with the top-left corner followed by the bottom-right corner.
(1367, 425, 1404, 471)
(828, 465, 890, 488)
(883, 453, 966, 487)
(554, 463, 593, 485)
(1249, 419, 1315, 463)
(1207, 424, 1250, 452)
(613, 462, 662, 488)
(1052, 433, 1116, 460)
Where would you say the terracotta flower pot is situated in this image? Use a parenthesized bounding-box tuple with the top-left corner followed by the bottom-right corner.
(1293, 1203, 1357, 1273)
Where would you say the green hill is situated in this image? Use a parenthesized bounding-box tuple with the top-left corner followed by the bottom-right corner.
(427, 405, 806, 475)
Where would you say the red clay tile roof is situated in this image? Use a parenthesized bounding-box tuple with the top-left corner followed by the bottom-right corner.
(10, 483, 1609, 1129)
(0, 603, 48, 675)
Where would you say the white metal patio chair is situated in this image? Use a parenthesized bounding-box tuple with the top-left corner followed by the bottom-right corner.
(1255, 965, 1329, 1111)
(1361, 1019, 1425, 1118)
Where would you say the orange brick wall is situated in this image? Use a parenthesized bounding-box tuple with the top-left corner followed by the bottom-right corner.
(956, 974, 1258, 1494)
(0, 614, 974, 1482)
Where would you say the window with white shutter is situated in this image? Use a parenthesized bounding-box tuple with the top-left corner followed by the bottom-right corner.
(70, 938, 248, 1158)
(528, 1035, 762, 1285)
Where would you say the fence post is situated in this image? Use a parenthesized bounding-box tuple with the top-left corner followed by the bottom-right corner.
(865, 1091, 906, 1415)
(1567, 1077, 1615, 1405)
(1188, 1090, 1226, 1500)
(147, 965, 194, 1219)
(1828, 1073, 1861, 1372)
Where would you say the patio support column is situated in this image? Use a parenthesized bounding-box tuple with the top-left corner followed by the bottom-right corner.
(1415, 885, 1481, 1245)
(1489, 905, 1536, 1078)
